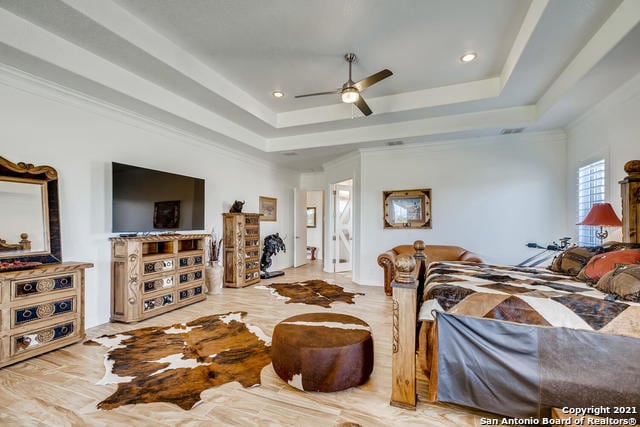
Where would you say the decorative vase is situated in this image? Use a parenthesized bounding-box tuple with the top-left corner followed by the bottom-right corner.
(205, 262, 224, 295)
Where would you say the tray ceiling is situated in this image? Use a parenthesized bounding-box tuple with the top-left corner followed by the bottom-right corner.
(1, 0, 639, 171)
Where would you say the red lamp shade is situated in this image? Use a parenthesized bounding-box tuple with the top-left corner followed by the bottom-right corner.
(577, 203, 622, 226)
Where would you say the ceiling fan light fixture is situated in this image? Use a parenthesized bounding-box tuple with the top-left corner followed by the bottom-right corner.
(341, 87, 360, 103)
(460, 52, 478, 63)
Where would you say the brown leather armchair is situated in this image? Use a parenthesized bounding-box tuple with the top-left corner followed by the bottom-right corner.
(377, 242, 483, 295)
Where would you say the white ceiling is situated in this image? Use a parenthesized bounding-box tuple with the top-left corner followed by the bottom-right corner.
(1, 0, 639, 171)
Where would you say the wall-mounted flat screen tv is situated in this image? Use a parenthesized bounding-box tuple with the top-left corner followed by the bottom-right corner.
(112, 162, 205, 233)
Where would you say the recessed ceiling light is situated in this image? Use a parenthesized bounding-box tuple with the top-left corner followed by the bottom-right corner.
(460, 52, 477, 63)
(272, 90, 285, 98)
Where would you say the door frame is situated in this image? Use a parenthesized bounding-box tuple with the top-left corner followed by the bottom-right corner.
(293, 187, 308, 268)
(328, 179, 353, 273)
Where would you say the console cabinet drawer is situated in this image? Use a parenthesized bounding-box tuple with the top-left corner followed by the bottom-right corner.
(12, 274, 75, 300)
(142, 276, 174, 293)
(143, 293, 174, 312)
(143, 258, 174, 275)
(178, 269, 203, 285)
(13, 297, 76, 327)
(12, 320, 77, 357)
(178, 255, 203, 268)
(178, 285, 203, 302)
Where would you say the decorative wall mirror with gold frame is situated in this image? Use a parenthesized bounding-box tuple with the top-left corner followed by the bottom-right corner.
(0, 156, 62, 266)
(383, 188, 432, 229)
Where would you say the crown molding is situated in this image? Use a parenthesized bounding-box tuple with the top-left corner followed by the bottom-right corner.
(321, 150, 361, 171)
(0, 64, 293, 174)
(537, 0, 640, 118)
(359, 129, 566, 157)
(566, 69, 640, 133)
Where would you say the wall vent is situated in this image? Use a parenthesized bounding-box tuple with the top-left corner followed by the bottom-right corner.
(387, 140, 404, 146)
(281, 151, 299, 156)
(500, 128, 525, 135)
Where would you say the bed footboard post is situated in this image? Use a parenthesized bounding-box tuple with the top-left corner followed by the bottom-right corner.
(390, 241, 425, 409)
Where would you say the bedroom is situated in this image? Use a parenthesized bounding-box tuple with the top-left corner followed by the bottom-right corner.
(1, 0, 640, 425)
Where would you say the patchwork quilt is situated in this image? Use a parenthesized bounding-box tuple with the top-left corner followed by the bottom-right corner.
(418, 261, 640, 338)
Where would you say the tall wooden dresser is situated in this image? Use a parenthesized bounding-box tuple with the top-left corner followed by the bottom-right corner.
(0, 262, 93, 368)
(110, 234, 208, 323)
(620, 160, 640, 243)
(223, 213, 261, 287)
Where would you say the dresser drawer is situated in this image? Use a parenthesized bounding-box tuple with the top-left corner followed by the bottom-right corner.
(12, 320, 77, 357)
(142, 275, 174, 293)
(178, 254, 203, 269)
(12, 274, 75, 300)
(178, 268, 204, 285)
(142, 293, 174, 313)
(178, 284, 203, 302)
(142, 258, 175, 276)
(12, 297, 76, 327)
(245, 260, 259, 271)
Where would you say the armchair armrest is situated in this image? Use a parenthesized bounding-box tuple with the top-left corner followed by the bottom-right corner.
(378, 245, 415, 296)
(459, 250, 483, 263)
(377, 250, 398, 296)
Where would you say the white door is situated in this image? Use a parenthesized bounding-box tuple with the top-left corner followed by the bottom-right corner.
(333, 180, 353, 272)
(293, 188, 308, 267)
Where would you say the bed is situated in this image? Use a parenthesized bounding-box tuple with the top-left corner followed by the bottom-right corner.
(389, 160, 640, 419)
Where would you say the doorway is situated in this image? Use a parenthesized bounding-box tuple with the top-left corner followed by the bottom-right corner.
(331, 179, 353, 272)
(293, 188, 325, 268)
(305, 190, 324, 264)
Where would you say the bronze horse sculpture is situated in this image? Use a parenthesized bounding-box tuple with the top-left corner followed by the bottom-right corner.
(260, 233, 286, 278)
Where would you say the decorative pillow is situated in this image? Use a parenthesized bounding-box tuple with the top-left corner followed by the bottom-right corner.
(577, 249, 640, 283)
(595, 264, 640, 302)
(549, 246, 602, 276)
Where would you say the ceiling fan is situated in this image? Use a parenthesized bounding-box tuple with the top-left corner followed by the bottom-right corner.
(294, 53, 393, 116)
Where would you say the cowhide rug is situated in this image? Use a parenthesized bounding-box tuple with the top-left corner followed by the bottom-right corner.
(84, 311, 271, 410)
(256, 279, 364, 308)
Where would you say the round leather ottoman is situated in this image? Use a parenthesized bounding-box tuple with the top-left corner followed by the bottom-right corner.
(271, 312, 373, 392)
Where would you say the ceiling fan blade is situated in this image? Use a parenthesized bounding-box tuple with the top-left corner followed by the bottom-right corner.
(353, 69, 393, 92)
(294, 90, 340, 98)
(354, 96, 372, 116)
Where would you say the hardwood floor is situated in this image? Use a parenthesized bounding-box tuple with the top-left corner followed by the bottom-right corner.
(0, 262, 496, 426)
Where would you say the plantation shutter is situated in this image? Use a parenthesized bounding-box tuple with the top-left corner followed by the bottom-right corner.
(577, 159, 605, 246)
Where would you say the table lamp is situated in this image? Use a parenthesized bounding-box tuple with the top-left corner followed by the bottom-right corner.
(577, 202, 622, 244)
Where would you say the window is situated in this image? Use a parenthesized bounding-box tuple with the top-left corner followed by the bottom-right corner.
(577, 159, 605, 246)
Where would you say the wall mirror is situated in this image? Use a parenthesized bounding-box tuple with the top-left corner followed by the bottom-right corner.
(0, 156, 61, 266)
(383, 188, 432, 229)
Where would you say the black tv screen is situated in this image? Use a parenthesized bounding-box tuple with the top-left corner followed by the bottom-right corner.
(112, 162, 205, 233)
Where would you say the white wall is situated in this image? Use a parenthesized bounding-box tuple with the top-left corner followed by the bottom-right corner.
(566, 71, 640, 242)
(0, 73, 298, 328)
(357, 132, 569, 285)
(305, 191, 323, 259)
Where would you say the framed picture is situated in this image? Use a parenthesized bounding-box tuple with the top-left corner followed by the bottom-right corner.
(383, 188, 431, 229)
(306, 207, 317, 228)
(153, 200, 180, 228)
(259, 196, 277, 221)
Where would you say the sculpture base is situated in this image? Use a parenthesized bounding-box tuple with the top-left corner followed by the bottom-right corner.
(261, 270, 285, 279)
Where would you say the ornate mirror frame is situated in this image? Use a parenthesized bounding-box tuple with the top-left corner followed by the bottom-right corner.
(383, 188, 432, 229)
(0, 156, 62, 264)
